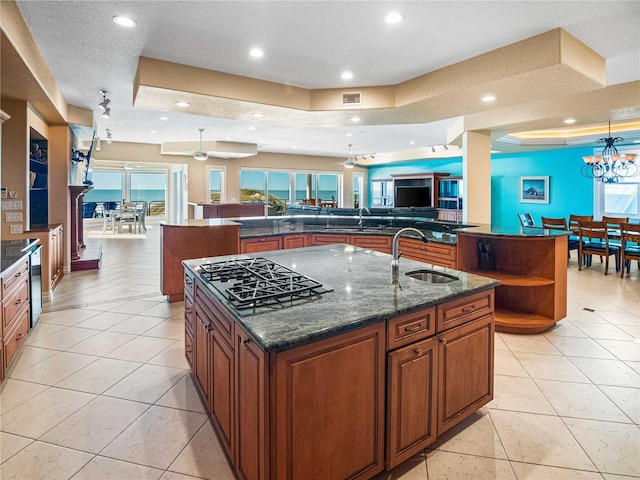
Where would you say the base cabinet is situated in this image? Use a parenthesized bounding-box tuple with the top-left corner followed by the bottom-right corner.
(398, 237, 457, 269)
(241, 236, 283, 253)
(187, 271, 494, 479)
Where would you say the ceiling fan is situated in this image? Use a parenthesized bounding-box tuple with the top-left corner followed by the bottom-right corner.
(194, 128, 208, 161)
(332, 144, 367, 168)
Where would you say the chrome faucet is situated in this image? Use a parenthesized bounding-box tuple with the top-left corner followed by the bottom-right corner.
(358, 207, 370, 229)
(392, 227, 428, 281)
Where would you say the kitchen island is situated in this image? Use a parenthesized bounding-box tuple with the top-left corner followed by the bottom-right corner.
(183, 244, 498, 480)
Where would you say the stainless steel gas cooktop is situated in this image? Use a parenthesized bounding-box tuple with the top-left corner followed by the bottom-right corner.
(197, 257, 332, 315)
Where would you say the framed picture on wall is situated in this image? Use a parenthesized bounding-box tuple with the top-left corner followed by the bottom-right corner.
(520, 176, 549, 204)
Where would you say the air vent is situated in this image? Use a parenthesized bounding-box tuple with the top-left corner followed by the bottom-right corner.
(342, 92, 361, 105)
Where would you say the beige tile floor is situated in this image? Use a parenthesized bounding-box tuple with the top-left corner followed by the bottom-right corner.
(1, 224, 638, 480)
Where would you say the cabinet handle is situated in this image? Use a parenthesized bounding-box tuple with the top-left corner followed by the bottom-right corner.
(186, 347, 192, 353)
(185, 307, 192, 314)
(462, 305, 476, 312)
(206, 323, 214, 332)
(16, 333, 24, 341)
(186, 279, 193, 286)
(15, 272, 22, 278)
(404, 324, 423, 332)
(414, 348, 422, 355)
(15, 298, 23, 305)
(439, 337, 447, 344)
(242, 337, 252, 344)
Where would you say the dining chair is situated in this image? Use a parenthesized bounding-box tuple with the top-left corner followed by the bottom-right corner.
(118, 206, 139, 233)
(518, 213, 534, 227)
(134, 201, 148, 232)
(569, 214, 593, 234)
(578, 220, 621, 275)
(620, 222, 640, 278)
(540, 216, 579, 258)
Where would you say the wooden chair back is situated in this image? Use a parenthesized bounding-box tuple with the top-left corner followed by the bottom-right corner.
(602, 215, 629, 230)
(518, 213, 534, 227)
(540, 217, 568, 230)
(620, 222, 640, 277)
(569, 214, 593, 233)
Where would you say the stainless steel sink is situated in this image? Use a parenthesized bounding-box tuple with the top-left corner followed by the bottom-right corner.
(405, 270, 459, 284)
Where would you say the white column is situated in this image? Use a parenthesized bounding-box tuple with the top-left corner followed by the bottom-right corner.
(462, 130, 492, 224)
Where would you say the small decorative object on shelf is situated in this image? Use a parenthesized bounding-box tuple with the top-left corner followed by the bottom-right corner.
(477, 240, 496, 270)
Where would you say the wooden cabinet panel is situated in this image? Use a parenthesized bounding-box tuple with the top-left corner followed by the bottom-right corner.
(184, 293, 194, 336)
(387, 307, 435, 351)
(273, 322, 386, 480)
(241, 236, 282, 253)
(398, 238, 456, 269)
(2, 259, 29, 297)
(387, 336, 438, 468)
(310, 233, 350, 246)
(235, 326, 267, 480)
(437, 315, 494, 435)
(194, 304, 212, 404)
(196, 284, 234, 344)
(4, 304, 30, 369)
(211, 326, 235, 462)
(436, 289, 494, 333)
(350, 234, 392, 254)
(50, 226, 63, 291)
(282, 234, 308, 249)
(185, 328, 194, 369)
(2, 276, 29, 332)
(202, 203, 265, 218)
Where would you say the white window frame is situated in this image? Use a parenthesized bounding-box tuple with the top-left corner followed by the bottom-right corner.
(207, 165, 227, 203)
(593, 146, 640, 221)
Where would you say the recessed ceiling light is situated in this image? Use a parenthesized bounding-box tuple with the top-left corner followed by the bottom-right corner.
(341, 71, 353, 80)
(564, 118, 576, 124)
(158, 116, 168, 120)
(251, 112, 264, 118)
(481, 95, 497, 102)
(385, 12, 403, 24)
(150, 130, 158, 133)
(291, 146, 296, 149)
(346, 133, 353, 137)
(409, 141, 416, 145)
(248, 126, 256, 131)
(350, 116, 361, 122)
(174, 101, 190, 107)
(249, 47, 264, 58)
(112, 15, 137, 27)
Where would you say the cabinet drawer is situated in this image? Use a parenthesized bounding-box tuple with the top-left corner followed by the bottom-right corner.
(387, 307, 436, 350)
(399, 239, 456, 268)
(283, 234, 308, 249)
(184, 292, 195, 335)
(350, 235, 392, 253)
(241, 236, 282, 253)
(436, 290, 494, 332)
(185, 327, 194, 369)
(3, 276, 30, 331)
(4, 304, 30, 368)
(2, 259, 29, 298)
(195, 283, 234, 347)
(310, 233, 350, 246)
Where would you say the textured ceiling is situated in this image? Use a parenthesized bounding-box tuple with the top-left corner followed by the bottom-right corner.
(12, 0, 640, 159)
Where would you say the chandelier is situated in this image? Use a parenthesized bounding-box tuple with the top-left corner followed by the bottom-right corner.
(581, 122, 638, 183)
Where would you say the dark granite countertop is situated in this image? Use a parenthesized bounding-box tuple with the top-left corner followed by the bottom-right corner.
(456, 224, 570, 237)
(1, 239, 40, 275)
(183, 244, 499, 352)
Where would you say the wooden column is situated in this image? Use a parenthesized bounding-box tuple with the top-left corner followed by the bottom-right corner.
(69, 185, 89, 259)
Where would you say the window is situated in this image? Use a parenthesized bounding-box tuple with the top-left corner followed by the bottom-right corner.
(371, 179, 393, 206)
(83, 171, 123, 205)
(318, 174, 338, 205)
(240, 170, 266, 203)
(267, 171, 290, 212)
(353, 173, 363, 208)
(593, 147, 640, 220)
(208, 168, 225, 203)
(294, 173, 315, 203)
(130, 172, 167, 216)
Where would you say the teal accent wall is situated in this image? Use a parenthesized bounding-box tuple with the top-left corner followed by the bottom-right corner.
(367, 147, 594, 227)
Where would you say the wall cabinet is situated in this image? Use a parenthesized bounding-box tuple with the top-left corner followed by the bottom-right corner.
(437, 177, 463, 222)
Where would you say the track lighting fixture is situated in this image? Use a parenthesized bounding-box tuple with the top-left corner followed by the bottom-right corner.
(98, 90, 110, 110)
(106, 129, 112, 143)
(102, 107, 110, 119)
(443, 145, 449, 150)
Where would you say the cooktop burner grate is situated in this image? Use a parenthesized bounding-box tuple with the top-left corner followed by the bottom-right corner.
(198, 257, 332, 314)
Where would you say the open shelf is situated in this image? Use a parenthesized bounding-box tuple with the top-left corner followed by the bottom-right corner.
(495, 308, 556, 334)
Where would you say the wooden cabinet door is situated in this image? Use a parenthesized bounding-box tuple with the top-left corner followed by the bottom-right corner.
(437, 315, 494, 435)
(310, 233, 350, 246)
(282, 234, 308, 249)
(273, 322, 385, 480)
(387, 336, 438, 469)
(349, 234, 392, 254)
(235, 326, 267, 480)
(211, 326, 235, 463)
(241, 236, 282, 253)
(194, 306, 211, 404)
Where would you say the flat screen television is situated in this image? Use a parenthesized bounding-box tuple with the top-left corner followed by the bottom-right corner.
(395, 186, 431, 207)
